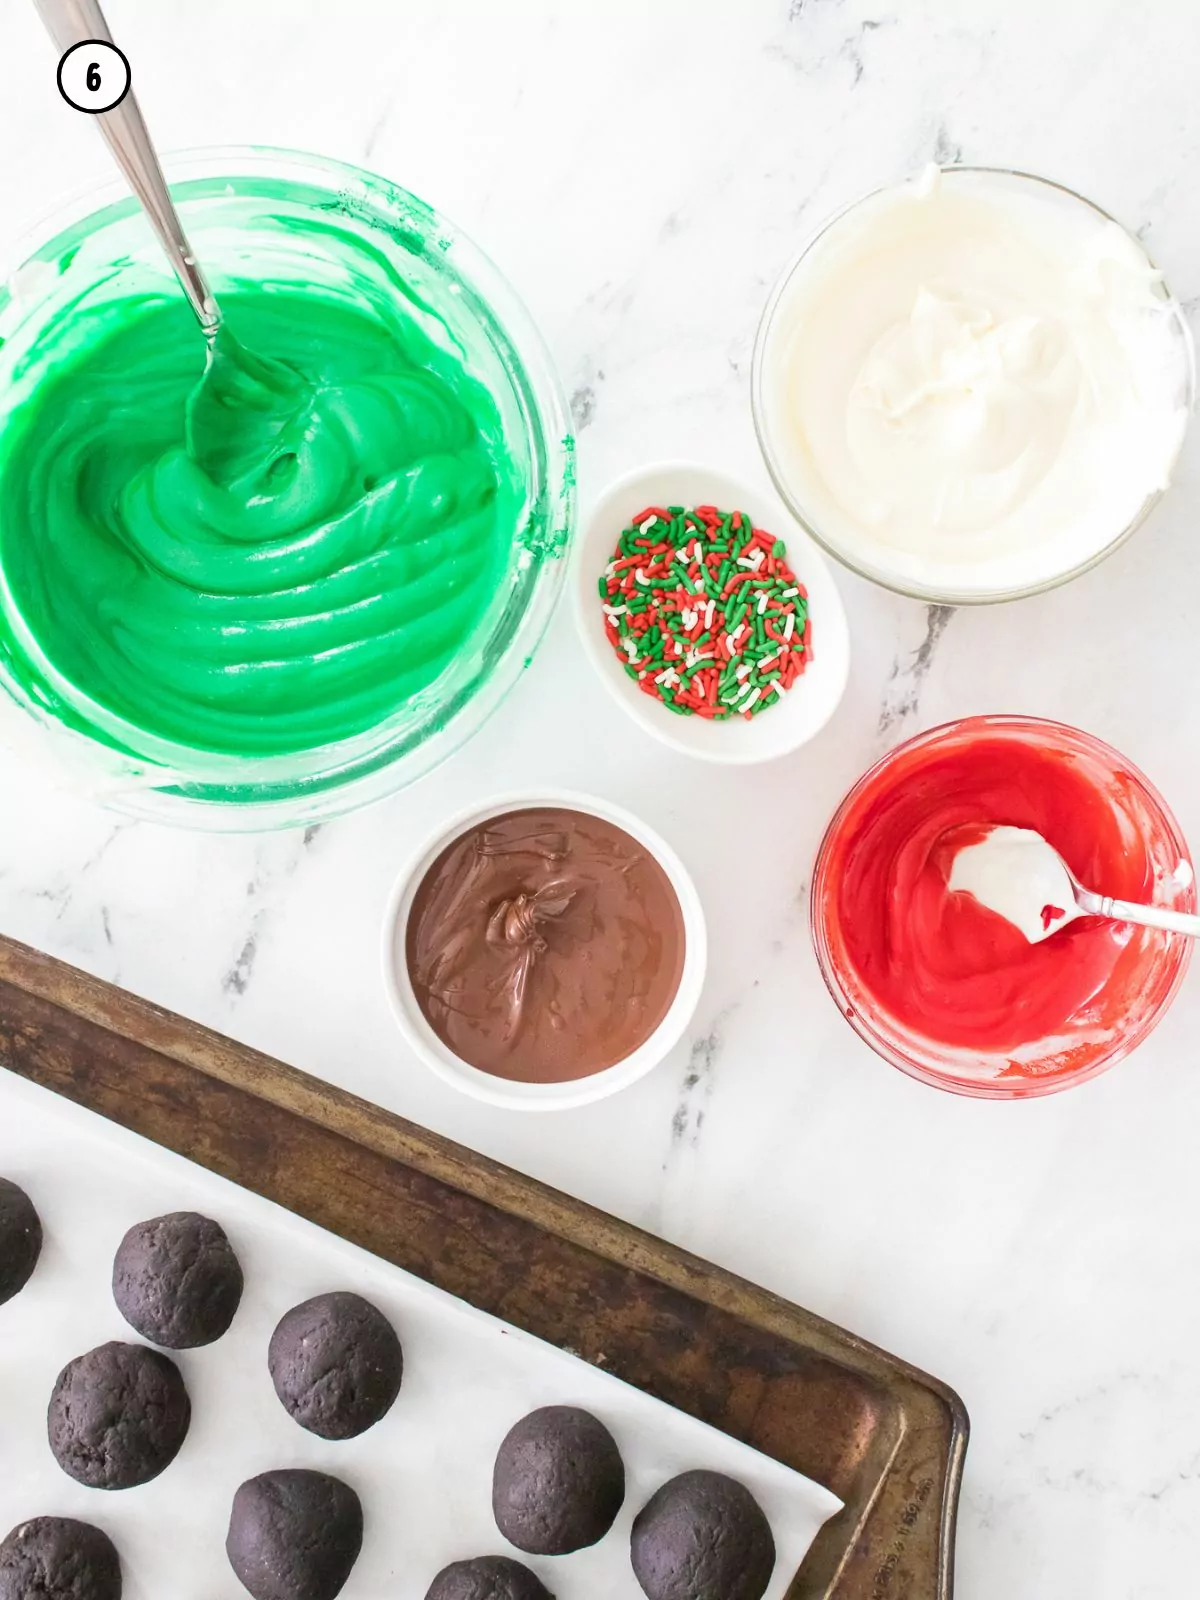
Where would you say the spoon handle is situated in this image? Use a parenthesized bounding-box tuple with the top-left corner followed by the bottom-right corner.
(34, 0, 220, 336)
(1076, 888, 1200, 940)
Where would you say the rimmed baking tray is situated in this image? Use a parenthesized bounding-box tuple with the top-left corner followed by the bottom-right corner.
(0, 933, 967, 1598)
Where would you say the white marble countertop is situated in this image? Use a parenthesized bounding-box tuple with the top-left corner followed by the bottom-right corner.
(3, 2, 1199, 1594)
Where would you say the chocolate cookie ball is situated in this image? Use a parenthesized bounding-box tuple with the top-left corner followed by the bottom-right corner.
(226, 1470, 362, 1600)
(0, 1177, 42, 1305)
(268, 1291, 402, 1440)
(47, 1341, 191, 1490)
(492, 1405, 624, 1554)
(631, 1470, 776, 1600)
(112, 1211, 243, 1349)
(424, 1555, 554, 1600)
(0, 1517, 121, 1600)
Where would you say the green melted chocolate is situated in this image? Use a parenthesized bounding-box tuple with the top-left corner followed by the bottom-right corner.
(0, 231, 522, 758)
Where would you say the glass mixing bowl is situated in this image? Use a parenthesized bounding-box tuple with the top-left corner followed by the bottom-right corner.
(811, 716, 1195, 1098)
(752, 167, 1195, 605)
(0, 148, 574, 829)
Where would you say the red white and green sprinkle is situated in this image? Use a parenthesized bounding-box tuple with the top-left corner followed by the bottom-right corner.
(596, 504, 812, 720)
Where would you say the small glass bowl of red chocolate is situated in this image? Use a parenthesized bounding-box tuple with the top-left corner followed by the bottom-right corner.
(382, 791, 707, 1109)
(811, 716, 1195, 1098)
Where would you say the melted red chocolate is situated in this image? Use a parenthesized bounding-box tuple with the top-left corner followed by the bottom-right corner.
(819, 723, 1194, 1080)
(405, 808, 686, 1083)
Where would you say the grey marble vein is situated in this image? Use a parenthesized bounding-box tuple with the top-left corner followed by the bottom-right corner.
(33, 883, 73, 920)
(772, 7, 890, 84)
(670, 1037, 714, 1149)
(933, 122, 963, 165)
(570, 382, 598, 431)
(362, 95, 398, 160)
(219, 828, 322, 1002)
(222, 919, 262, 997)
(877, 603, 954, 738)
(667, 1005, 738, 1157)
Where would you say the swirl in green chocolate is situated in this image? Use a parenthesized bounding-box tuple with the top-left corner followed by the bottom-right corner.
(0, 235, 524, 758)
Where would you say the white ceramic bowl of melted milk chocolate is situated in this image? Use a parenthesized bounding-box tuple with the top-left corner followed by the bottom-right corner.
(381, 789, 708, 1111)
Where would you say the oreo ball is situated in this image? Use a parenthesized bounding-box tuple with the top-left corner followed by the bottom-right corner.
(0, 1517, 121, 1600)
(268, 1291, 402, 1439)
(112, 1211, 243, 1349)
(631, 1470, 776, 1600)
(492, 1405, 624, 1554)
(226, 1470, 362, 1600)
(47, 1341, 191, 1490)
(0, 1177, 42, 1305)
(424, 1555, 554, 1600)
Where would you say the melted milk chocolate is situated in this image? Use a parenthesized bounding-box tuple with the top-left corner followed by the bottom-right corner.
(405, 808, 686, 1083)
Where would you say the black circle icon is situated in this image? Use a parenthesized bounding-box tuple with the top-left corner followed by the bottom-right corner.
(56, 40, 132, 115)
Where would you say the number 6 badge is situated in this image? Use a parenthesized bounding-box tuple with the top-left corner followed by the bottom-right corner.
(56, 38, 131, 114)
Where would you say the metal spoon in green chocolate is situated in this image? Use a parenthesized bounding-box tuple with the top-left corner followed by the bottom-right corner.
(35, 0, 313, 487)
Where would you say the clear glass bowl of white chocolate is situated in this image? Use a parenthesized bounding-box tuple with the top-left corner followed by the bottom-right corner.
(751, 166, 1195, 604)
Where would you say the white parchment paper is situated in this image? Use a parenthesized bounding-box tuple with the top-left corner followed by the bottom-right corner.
(0, 1068, 841, 1598)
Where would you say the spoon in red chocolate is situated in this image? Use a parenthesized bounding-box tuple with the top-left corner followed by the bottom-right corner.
(948, 825, 1200, 945)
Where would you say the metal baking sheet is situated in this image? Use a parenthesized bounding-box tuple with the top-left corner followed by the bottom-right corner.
(0, 1069, 841, 1598)
(0, 934, 966, 1599)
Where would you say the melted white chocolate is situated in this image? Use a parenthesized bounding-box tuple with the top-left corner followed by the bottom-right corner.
(759, 167, 1190, 595)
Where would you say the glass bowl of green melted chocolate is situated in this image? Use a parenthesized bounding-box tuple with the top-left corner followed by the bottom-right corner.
(0, 148, 574, 827)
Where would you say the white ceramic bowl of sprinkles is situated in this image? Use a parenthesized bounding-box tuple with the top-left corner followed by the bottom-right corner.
(573, 461, 850, 762)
